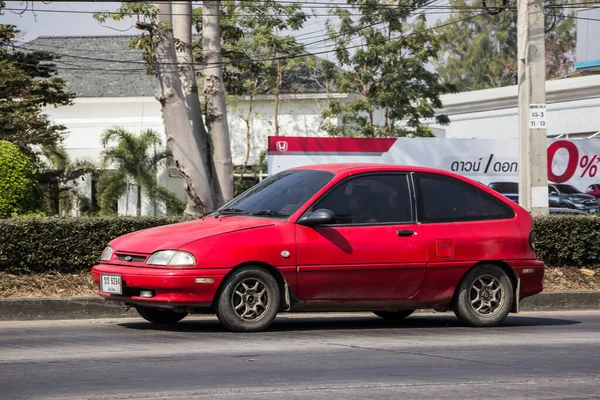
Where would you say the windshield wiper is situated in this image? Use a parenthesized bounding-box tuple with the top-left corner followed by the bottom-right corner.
(217, 207, 249, 215)
(252, 210, 290, 217)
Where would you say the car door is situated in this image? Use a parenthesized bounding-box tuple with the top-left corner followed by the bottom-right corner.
(412, 172, 517, 291)
(295, 173, 427, 301)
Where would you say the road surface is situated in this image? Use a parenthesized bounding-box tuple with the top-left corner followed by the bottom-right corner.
(1, 311, 599, 399)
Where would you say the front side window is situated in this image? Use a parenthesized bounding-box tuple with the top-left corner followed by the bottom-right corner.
(221, 169, 334, 217)
(309, 174, 414, 225)
(416, 173, 514, 223)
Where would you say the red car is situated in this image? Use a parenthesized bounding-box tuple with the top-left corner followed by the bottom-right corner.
(92, 164, 544, 332)
(585, 184, 600, 198)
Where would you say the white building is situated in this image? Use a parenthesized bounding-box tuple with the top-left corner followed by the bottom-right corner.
(434, 75, 600, 140)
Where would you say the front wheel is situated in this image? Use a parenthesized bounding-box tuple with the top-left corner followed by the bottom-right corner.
(215, 267, 281, 332)
(135, 306, 188, 324)
(453, 264, 514, 327)
(373, 309, 415, 322)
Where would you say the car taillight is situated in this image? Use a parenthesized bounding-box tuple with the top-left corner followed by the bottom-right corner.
(528, 230, 536, 251)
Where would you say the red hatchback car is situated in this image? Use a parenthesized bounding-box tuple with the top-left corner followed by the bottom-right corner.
(92, 164, 544, 332)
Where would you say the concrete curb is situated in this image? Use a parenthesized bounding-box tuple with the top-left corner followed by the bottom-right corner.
(0, 291, 599, 321)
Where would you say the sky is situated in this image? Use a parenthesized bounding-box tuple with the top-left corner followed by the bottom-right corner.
(1, 1, 332, 44)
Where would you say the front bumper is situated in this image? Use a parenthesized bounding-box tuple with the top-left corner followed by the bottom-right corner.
(92, 264, 228, 307)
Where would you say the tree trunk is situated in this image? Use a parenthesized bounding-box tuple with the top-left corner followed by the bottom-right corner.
(172, 1, 214, 184)
(203, 0, 233, 207)
(144, 2, 214, 215)
(136, 183, 142, 216)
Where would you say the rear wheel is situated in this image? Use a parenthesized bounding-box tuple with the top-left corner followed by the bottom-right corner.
(215, 267, 281, 332)
(373, 309, 415, 322)
(135, 306, 188, 324)
(453, 264, 513, 327)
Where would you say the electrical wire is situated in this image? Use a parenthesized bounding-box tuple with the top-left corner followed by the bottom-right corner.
(11, 10, 488, 74)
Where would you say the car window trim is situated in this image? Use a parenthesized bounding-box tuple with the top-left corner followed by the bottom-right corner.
(413, 172, 515, 224)
(297, 171, 417, 227)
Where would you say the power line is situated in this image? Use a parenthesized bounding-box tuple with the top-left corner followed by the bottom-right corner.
(12, 10, 488, 74)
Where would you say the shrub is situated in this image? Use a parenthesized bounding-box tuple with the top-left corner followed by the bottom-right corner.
(0, 141, 40, 218)
(534, 215, 600, 267)
(0, 214, 598, 275)
(0, 216, 190, 274)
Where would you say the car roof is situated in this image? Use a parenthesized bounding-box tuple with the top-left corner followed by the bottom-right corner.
(291, 163, 459, 176)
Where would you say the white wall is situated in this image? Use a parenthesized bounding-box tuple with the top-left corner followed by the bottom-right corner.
(45, 94, 338, 166)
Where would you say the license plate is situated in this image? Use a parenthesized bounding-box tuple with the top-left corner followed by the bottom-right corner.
(100, 274, 122, 295)
(591, 208, 598, 213)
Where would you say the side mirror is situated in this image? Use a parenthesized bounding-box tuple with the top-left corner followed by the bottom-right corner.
(550, 190, 558, 196)
(297, 208, 336, 227)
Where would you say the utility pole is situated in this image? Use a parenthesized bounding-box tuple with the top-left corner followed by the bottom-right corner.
(517, 0, 549, 216)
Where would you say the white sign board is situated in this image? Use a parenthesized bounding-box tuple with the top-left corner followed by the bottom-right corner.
(529, 104, 547, 128)
(268, 136, 600, 191)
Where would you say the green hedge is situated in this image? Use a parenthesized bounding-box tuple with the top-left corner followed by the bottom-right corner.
(0, 215, 599, 274)
(534, 215, 600, 267)
(0, 216, 189, 273)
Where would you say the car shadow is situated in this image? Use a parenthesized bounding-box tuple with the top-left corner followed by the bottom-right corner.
(118, 312, 581, 334)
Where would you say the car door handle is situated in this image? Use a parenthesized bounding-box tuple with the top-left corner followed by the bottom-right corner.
(396, 230, 414, 237)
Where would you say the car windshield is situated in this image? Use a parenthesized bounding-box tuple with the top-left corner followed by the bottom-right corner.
(218, 169, 334, 217)
(555, 184, 582, 194)
(489, 182, 518, 193)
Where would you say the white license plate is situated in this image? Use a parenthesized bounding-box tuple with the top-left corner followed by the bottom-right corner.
(100, 274, 122, 295)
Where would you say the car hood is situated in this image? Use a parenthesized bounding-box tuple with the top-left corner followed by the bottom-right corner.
(109, 216, 276, 253)
(567, 193, 596, 201)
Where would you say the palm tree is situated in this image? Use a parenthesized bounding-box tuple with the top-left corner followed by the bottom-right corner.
(38, 144, 98, 216)
(98, 127, 184, 216)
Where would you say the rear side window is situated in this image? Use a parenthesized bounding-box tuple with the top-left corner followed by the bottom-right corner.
(415, 173, 514, 223)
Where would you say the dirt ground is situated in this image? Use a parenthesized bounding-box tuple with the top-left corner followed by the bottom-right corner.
(1, 267, 599, 299)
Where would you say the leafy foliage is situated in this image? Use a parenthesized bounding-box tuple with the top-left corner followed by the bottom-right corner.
(97, 127, 185, 216)
(0, 214, 598, 274)
(0, 141, 40, 218)
(322, 0, 454, 137)
(0, 10, 74, 158)
(534, 216, 600, 267)
(435, 0, 576, 92)
(0, 216, 190, 273)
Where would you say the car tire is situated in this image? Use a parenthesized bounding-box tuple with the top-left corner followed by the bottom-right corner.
(373, 309, 415, 322)
(215, 267, 281, 332)
(135, 306, 188, 324)
(453, 264, 514, 327)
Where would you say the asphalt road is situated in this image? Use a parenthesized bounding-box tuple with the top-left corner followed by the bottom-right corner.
(1, 311, 600, 400)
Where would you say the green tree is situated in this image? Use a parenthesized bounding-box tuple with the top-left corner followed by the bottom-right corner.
(0, 140, 40, 218)
(194, 0, 311, 136)
(97, 127, 184, 216)
(323, 0, 454, 137)
(435, 0, 577, 91)
(0, 5, 74, 159)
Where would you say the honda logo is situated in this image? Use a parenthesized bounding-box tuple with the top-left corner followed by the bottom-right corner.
(276, 141, 288, 152)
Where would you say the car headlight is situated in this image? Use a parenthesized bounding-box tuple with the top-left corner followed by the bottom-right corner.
(570, 197, 585, 204)
(146, 250, 196, 266)
(100, 246, 113, 261)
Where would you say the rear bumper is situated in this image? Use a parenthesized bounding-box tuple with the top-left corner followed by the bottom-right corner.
(505, 260, 545, 299)
(92, 264, 228, 308)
